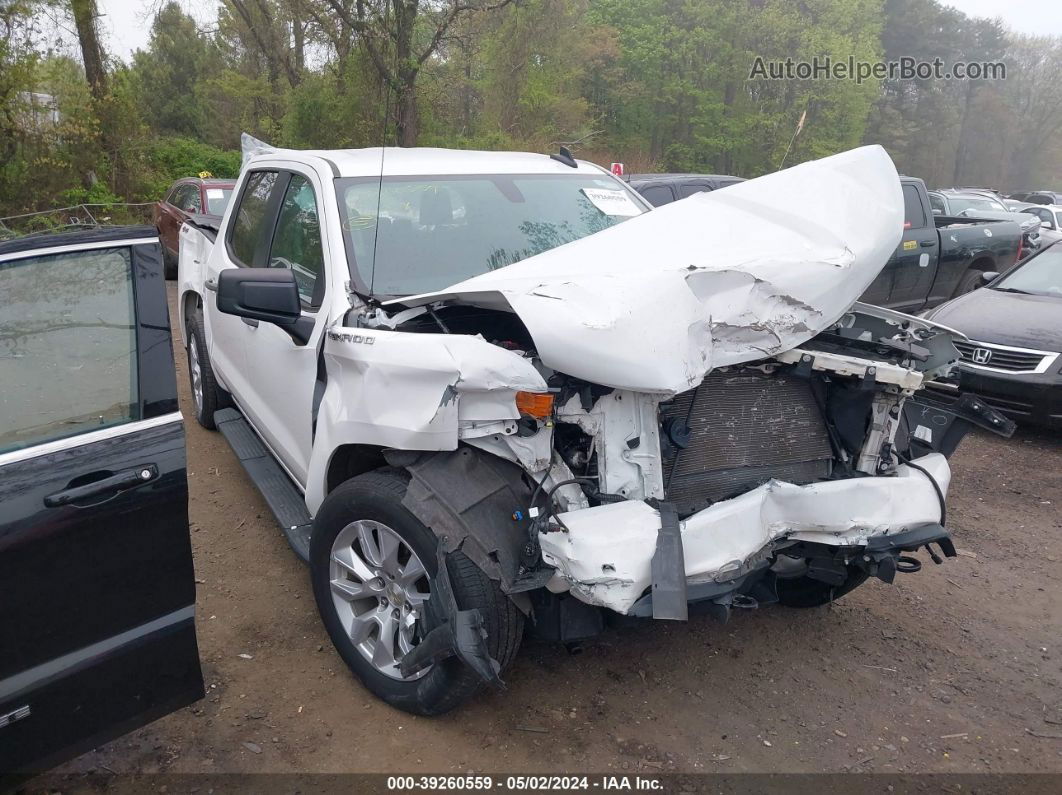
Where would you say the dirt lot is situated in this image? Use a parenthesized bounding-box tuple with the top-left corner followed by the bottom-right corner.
(53, 285, 1062, 779)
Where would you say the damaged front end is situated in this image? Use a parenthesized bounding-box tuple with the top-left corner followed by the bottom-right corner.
(537, 301, 993, 621)
(317, 146, 1013, 662)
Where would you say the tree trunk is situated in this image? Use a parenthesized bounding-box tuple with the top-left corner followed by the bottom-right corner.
(393, 1, 418, 146)
(951, 82, 977, 185)
(70, 0, 108, 102)
(292, 12, 305, 75)
(396, 84, 418, 146)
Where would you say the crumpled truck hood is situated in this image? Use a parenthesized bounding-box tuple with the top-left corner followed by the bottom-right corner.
(388, 145, 903, 395)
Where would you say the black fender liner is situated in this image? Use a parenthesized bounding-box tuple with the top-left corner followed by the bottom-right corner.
(397, 547, 504, 686)
(385, 447, 534, 614)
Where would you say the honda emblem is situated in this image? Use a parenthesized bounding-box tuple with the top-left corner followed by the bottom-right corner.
(971, 347, 993, 365)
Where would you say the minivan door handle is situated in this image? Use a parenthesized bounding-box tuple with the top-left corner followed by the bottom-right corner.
(44, 465, 159, 507)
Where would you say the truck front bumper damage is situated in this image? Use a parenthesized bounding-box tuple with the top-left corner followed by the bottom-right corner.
(538, 453, 952, 616)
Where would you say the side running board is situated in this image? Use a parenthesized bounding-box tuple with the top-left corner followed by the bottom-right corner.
(214, 408, 312, 563)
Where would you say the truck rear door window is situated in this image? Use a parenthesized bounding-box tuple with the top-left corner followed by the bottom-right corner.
(0, 248, 139, 453)
(902, 184, 926, 229)
(229, 170, 279, 266)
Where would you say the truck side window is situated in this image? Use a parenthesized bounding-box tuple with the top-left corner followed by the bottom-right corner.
(902, 184, 926, 229)
(0, 248, 139, 454)
(928, 193, 945, 214)
(270, 174, 324, 308)
(229, 170, 279, 267)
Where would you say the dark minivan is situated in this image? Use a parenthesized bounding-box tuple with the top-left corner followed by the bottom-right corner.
(0, 227, 203, 777)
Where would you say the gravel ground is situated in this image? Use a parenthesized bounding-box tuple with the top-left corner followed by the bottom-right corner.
(44, 285, 1062, 782)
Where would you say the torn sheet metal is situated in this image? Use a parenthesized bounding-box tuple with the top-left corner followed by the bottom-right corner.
(304, 328, 546, 513)
(388, 145, 904, 395)
(539, 453, 950, 614)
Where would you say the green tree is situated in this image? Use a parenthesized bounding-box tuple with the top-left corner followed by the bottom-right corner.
(130, 2, 221, 138)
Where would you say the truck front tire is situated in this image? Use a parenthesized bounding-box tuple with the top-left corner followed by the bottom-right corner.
(310, 471, 523, 715)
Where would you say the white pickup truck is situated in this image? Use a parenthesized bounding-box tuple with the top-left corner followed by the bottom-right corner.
(178, 142, 1011, 714)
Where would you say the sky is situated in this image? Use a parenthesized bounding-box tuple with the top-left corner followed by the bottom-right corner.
(92, 0, 1062, 63)
(95, 0, 218, 61)
(941, 0, 1062, 37)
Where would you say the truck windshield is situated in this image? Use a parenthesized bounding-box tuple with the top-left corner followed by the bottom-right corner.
(992, 244, 1062, 298)
(335, 174, 646, 296)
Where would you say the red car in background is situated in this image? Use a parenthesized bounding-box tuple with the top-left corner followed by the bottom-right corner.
(152, 177, 235, 278)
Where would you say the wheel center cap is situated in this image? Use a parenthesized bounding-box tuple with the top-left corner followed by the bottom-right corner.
(386, 583, 406, 606)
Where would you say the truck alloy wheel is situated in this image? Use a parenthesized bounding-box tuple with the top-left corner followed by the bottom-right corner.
(189, 334, 204, 418)
(310, 471, 523, 715)
(328, 519, 432, 680)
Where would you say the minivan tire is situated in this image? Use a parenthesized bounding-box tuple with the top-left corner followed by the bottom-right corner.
(310, 470, 523, 715)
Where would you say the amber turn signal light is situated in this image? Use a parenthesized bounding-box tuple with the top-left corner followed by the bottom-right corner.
(515, 391, 554, 418)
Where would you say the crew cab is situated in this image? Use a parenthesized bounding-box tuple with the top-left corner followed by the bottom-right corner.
(862, 177, 1024, 312)
(177, 143, 1009, 715)
(0, 228, 202, 776)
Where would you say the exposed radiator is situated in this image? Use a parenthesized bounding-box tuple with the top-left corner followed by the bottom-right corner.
(659, 369, 834, 516)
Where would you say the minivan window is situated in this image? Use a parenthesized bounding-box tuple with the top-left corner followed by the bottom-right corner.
(337, 174, 645, 296)
(229, 170, 279, 266)
(679, 183, 713, 199)
(639, 185, 675, 206)
(0, 248, 139, 453)
(270, 174, 324, 306)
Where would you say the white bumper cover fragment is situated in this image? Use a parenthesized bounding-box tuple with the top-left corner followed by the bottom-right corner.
(539, 454, 951, 614)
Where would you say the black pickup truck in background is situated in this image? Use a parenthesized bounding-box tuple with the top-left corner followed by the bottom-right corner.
(629, 173, 1022, 314)
(859, 177, 1023, 312)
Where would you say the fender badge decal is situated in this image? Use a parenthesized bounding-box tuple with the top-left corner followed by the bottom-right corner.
(328, 331, 376, 345)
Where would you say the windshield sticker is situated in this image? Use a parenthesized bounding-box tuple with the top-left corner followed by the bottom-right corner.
(581, 188, 642, 217)
(206, 188, 225, 199)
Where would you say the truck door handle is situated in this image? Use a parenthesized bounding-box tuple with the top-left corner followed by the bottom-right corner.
(241, 317, 259, 328)
(920, 240, 936, 247)
(44, 465, 159, 507)
(204, 279, 217, 292)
